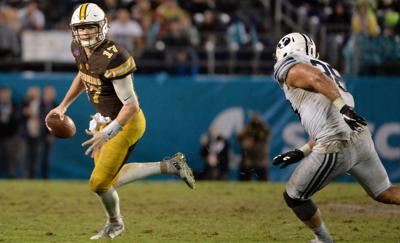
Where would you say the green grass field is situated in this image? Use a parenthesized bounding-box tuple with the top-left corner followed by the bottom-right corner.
(0, 181, 399, 243)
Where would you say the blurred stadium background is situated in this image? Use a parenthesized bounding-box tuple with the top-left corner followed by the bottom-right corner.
(0, 0, 399, 183)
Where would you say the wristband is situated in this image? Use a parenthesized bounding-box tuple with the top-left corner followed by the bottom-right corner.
(101, 120, 122, 141)
(333, 97, 345, 111)
(299, 143, 312, 156)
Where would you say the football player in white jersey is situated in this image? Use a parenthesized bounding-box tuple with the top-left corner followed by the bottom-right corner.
(272, 32, 400, 243)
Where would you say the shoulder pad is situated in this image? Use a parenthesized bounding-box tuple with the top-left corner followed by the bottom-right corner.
(273, 54, 306, 84)
(104, 42, 136, 79)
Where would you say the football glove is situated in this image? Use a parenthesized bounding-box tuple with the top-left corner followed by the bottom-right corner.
(273, 149, 305, 169)
(339, 105, 367, 131)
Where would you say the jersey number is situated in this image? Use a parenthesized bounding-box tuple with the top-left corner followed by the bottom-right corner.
(83, 82, 101, 104)
(103, 45, 118, 59)
(310, 59, 347, 92)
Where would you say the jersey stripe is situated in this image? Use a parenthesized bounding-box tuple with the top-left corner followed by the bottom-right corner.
(80, 3, 88, 21)
(104, 56, 136, 79)
(274, 57, 295, 81)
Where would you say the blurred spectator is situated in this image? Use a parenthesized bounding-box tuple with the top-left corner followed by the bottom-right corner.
(226, 16, 250, 49)
(39, 85, 57, 179)
(17, 0, 45, 31)
(100, 0, 122, 20)
(344, 33, 400, 75)
(160, 18, 191, 49)
(172, 49, 199, 75)
(0, 86, 20, 178)
(154, 0, 200, 47)
(160, 18, 199, 75)
(381, 12, 400, 61)
(225, 15, 258, 73)
(0, 0, 396, 75)
(154, 0, 190, 33)
(296, 1, 322, 29)
(376, 0, 400, 31)
(1, 5, 22, 33)
(351, 0, 380, 36)
(179, 0, 214, 14)
(131, 0, 153, 39)
(194, 9, 225, 47)
(199, 127, 230, 180)
(109, 8, 144, 54)
(182, 14, 200, 47)
(215, 0, 238, 15)
(0, 9, 20, 57)
(22, 86, 41, 178)
(326, 1, 352, 26)
(237, 115, 270, 181)
(37, 0, 74, 29)
(383, 9, 400, 34)
(344, 0, 381, 74)
(325, 1, 352, 70)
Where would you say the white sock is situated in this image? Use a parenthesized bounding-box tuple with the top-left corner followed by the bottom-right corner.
(114, 162, 177, 188)
(312, 222, 333, 243)
(97, 187, 122, 223)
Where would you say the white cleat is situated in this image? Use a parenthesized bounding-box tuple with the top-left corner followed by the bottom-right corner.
(169, 152, 196, 189)
(90, 220, 124, 240)
(310, 239, 323, 243)
(310, 238, 334, 243)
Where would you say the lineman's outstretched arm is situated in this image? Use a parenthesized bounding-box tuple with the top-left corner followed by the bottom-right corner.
(285, 64, 366, 130)
(285, 64, 340, 101)
(273, 140, 316, 169)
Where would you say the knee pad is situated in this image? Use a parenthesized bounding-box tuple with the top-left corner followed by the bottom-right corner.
(89, 176, 111, 193)
(283, 191, 317, 221)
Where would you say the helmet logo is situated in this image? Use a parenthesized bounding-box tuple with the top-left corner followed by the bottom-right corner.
(278, 37, 291, 49)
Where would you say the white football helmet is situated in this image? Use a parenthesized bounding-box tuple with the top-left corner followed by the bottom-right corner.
(70, 3, 109, 48)
(275, 32, 318, 62)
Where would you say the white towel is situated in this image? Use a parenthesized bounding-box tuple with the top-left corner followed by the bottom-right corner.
(89, 113, 112, 132)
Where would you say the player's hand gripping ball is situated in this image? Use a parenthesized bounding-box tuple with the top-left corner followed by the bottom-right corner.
(45, 114, 76, 138)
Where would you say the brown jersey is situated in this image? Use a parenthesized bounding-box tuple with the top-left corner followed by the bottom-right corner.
(71, 39, 136, 119)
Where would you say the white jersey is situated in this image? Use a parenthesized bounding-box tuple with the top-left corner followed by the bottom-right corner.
(273, 53, 356, 152)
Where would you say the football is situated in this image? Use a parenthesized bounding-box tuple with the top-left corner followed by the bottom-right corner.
(45, 114, 76, 138)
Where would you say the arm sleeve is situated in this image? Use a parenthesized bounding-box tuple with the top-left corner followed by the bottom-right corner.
(111, 74, 138, 105)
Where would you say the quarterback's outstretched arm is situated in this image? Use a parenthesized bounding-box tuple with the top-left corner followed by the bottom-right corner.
(46, 72, 85, 120)
(60, 72, 86, 109)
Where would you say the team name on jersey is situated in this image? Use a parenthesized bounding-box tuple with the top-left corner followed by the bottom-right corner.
(80, 71, 101, 85)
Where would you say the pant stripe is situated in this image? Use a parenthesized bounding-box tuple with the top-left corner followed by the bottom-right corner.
(300, 154, 329, 198)
(307, 153, 338, 197)
(303, 153, 334, 199)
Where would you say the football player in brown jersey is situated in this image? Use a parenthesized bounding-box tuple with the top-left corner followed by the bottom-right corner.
(45, 3, 195, 240)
